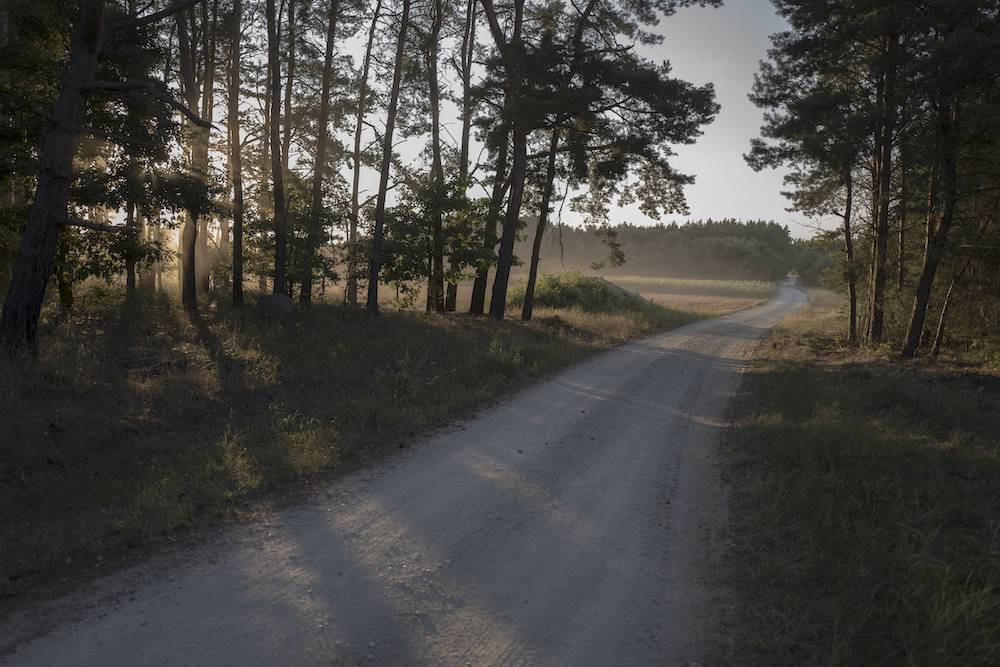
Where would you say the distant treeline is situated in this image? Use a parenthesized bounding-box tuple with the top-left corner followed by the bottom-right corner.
(518, 219, 827, 283)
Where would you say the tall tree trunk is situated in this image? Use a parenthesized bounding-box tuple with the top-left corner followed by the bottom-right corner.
(865, 31, 898, 345)
(347, 0, 382, 306)
(522, 129, 559, 321)
(196, 0, 218, 294)
(489, 122, 527, 321)
(897, 152, 907, 291)
(125, 201, 137, 293)
(177, 10, 200, 307)
(901, 100, 957, 358)
(138, 211, 156, 291)
(365, 0, 411, 315)
(300, 0, 339, 304)
(445, 0, 476, 312)
(56, 255, 74, 311)
(479, 0, 524, 320)
(153, 220, 163, 291)
(228, 0, 244, 306)
(842, 171, 857, 343)
(426, 0, 445, 313)
(469, 137, 507, 314)
(282, 0, 295, 180)
(0, 0, 105, 355)
(266, 0, 288, 295)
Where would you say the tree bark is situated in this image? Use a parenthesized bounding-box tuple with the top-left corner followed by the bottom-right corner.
(125, 201, 137, 293)
(842, 171, 857, 343)
(864, 30, 898, 345)
(228, 0, 244, 306)
(365, 0, 411, 315)
(300, 0, 339, 304)
(469, 136, 508, 315)
(347, 0, 382, 306)
(196, 0, 218, 294)
(426, 0, 445, 313)
(282, 0, 295, 181)
(489, 122, 527, 321)
(901, 100, 957, 358)
(0, 0, 105, 355)
(138, 211, 156, 291)
(176, 10, 200, 307)
(522, 129, 559, 321)
(897, 152, 907, 291)
(445, 0, 476, 312)
(266, 0, 288, 295)
(481, 0, 525, 321)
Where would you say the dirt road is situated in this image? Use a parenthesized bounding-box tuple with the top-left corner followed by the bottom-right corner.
(1, 286, 805, 666)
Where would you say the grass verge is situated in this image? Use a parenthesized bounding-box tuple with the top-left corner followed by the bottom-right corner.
(1, 276, 706, 596)
(727, 289, 1000, 665)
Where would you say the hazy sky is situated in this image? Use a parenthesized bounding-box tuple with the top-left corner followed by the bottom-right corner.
(623, 2, 810, 235)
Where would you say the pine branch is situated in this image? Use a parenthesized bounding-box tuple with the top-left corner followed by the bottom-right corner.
(59, 218, 134, 234)
(88, 80, 214, 129)
(108, 0, 204, 32)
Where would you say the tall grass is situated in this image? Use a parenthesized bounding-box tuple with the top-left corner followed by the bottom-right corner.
(728, 292, 1000, 665)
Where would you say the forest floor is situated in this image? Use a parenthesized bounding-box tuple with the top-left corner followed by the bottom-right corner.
(726, 289, 1000, 665)
(0, 277, 766, 599)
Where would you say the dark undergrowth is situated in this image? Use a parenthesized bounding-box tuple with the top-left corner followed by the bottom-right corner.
(728, 290, 1000, 665)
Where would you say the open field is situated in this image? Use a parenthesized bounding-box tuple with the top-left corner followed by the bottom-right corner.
(607, 276, 775, 317)
(608, 275, 776, 298)
(0, 275, 760, 597)
(366, 273, 776, 315)
(726, 289, 1000, 665)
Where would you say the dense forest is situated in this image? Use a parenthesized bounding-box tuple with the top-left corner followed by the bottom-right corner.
(516, 218, 828, 282)
(0, 0, 728, 355)
(748, 0, 1000, 355)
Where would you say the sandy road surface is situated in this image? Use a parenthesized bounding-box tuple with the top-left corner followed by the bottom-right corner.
(1, 286, 805, 666)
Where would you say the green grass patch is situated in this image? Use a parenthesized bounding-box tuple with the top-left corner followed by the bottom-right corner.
(507, 271, 700, 332)
(728, 292, 1000, 665)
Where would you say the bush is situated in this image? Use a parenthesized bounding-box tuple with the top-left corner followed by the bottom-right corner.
(508, 271, 648, 314)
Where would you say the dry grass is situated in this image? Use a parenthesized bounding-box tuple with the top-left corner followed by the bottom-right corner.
(608, 275, 776, 299)
(0, 276, 742, 595)
(1, 275, 772, 597)
(2, 294, 588, 594)
(727, 289, 1000, 665)
(638, 293, 764, 317)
